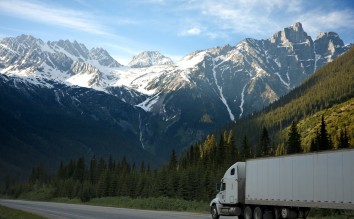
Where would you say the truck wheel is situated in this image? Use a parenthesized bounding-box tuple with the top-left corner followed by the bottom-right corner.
(254, 207, 263, 219)
(244, 206, 253, 219)
(211, 205, 220, 219)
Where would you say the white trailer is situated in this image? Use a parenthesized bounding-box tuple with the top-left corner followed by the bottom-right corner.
(210, 149, 354, 219)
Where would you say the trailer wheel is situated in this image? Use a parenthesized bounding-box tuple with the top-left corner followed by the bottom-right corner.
(211, 205, 220, 219)
(299, 208, 310, 219)
(254, 207, 263, 219)
(244, 206, 253, 219)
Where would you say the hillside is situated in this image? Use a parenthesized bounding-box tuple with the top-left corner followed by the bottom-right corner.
(295, 97, 354, 151)
(0, 75, 158, 181)
(231, 47, 354, 150)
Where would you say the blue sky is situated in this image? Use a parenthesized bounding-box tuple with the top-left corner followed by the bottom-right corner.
(0, 0, 353, 64)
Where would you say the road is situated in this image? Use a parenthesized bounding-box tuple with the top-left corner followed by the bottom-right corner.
(0, 199, 211, 219)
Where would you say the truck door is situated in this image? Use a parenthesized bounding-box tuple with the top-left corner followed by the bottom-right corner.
(218, 180, 227, 203)
(224, 167, 237, 203)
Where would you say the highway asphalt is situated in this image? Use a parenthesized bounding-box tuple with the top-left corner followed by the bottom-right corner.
(0, 199, 211, 219)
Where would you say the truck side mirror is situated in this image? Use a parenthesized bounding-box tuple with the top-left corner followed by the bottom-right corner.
(216, 183, 221, 192)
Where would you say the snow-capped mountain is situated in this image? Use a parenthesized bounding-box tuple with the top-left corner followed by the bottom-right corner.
(128, 51, 174, 68)
(0, 23, 352, 171)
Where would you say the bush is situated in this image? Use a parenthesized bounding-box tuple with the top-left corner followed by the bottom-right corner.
(79, 182, 95, 203)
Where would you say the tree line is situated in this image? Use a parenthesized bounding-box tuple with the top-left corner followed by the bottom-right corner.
(3, 116, 351, 203)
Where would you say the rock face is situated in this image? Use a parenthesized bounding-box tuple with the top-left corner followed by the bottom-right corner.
(0, 23, 352, 177)
(128, 51, 174, 68)
(90, 47, 122, 68)
(314, 32, 349, 68)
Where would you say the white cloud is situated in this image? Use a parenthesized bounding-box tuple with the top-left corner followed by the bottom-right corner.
(206, 32, 229, 39)
(301, 9, 354, 38)
(180, 27, 202, 36)
(0, 0, 108, 35)
(140, 0, 166, 3)
(179, 0, 354, 40)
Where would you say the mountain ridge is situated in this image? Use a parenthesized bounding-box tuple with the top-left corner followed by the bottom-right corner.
(0, 23, 352, 180)
(128, 51, 174, 68)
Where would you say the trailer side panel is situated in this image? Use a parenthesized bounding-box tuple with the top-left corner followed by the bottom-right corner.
(245, 149, 354, 210)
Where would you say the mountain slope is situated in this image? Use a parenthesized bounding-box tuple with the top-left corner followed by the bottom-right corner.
(0, 74, 158, 181)
(296, 97, 354, 150)
(230, 46, 354, 149)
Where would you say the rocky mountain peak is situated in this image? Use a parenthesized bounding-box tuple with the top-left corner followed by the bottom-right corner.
(90, 47, 122, 68)
(4, 34, 43, 51)
(314, 32, 346, 67)
(270, 22, 309, 45)
(290, 22, 304, 32)
(316, 32, 344, 47)
(51, 39, 90, 60)
(128, 51, 174, 68)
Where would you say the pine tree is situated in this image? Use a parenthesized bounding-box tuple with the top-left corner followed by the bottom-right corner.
(258, 127, 270, 156)
(108, 155, 115, 172)
(74, 157, 85, 183)
(287, 121, 302, 154)
(157, 168, 168, 197)
(58, 161, 67, 180)
(97, 158, 106, 176)
(96, 170, 109, 197)
(241, 135, 251, 160)
(140, 161, 146, 174)
(79, 181, 94, 202)
(217, 134, 225, 165)
(89, 156, 97, 184)
(337, 128, 350, 149)
(310, 137, 319, 152)
(318, 116, 332, 150)
(168, 150, 178, 171)
(227, 130, 237, 165)
(178, 170, 189, 199)
(203, 134, 217, 155)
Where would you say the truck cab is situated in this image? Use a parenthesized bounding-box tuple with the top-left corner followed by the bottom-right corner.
(210, 162, 246, 219)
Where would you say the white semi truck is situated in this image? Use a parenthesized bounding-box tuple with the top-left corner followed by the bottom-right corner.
(210, 149, 354, 219)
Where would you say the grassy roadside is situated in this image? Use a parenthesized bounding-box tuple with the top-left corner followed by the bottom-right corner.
(6, 189, 353, 217)
(0, 205, 46, 219)
(9, 187, 210, 213)
(308, 216, 351, 219)
(52, 196, 210, 213)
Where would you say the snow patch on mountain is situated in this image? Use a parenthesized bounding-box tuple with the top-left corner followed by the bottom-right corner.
(178, 51, 206, 69)
(239, 83, 247, 118)
(138, 113, 145, 149)
(212, 58, 235, 121)
(275, 72, 290, 89)
(128, 51, 173, 68)
(136, 93, 160, 111)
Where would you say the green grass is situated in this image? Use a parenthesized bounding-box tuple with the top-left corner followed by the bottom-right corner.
(17, 187, 54, 201)
(14, 187, 209, 213)
(51, 196, 209, 213)
(0, 205, 46, 219)
(309, 216, 351, 219)
(15, 187, 210, 213)
(308, 209, 354, 219)
(90, 197, 209, 213)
